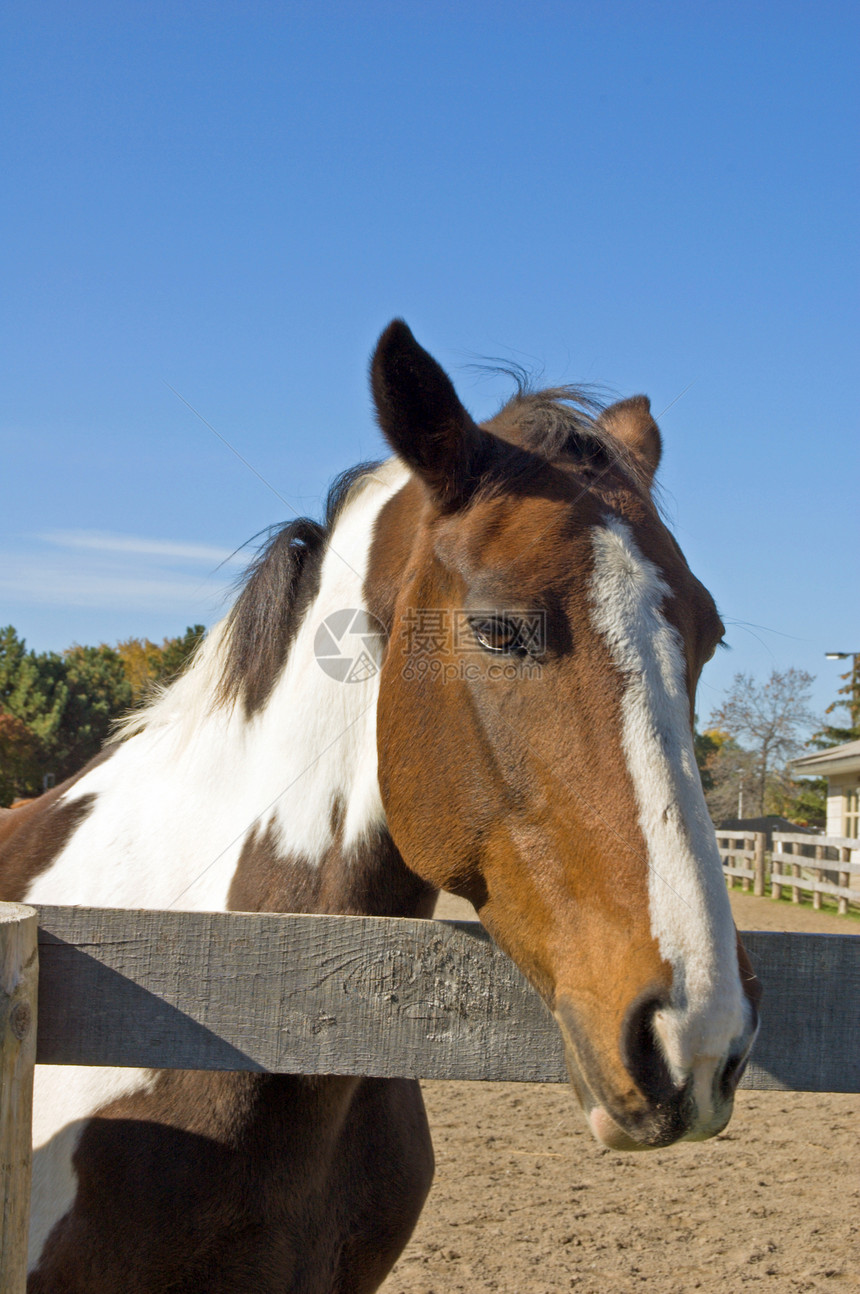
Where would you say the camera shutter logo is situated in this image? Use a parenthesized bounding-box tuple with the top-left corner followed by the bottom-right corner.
(313, 609, 387, 683)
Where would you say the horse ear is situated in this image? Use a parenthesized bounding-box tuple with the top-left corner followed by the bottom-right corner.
(596, 396, 662, 486)
(371, 320, 491, 508)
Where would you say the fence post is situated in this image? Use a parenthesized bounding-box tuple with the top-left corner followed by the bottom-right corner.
(838, 847, 851, 917)
(0, 902, 38, 1293)
(772, 841, 785, 901)
(753, 833, 766, 897)
(791, 844, 802, 904)
(812, 844, 824, 911)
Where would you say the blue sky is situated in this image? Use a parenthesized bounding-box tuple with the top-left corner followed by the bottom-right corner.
(2, 2, 857, 726)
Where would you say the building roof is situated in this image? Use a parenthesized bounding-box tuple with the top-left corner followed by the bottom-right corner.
(715, 816, 818, 846)
(792, 739, 860, 777)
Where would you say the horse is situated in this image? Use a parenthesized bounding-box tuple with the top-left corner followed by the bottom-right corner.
(0, 320, 760, 1292)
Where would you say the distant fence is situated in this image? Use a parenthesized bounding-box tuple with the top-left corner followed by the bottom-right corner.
(716, 831, 768, 895)
(771, 832, 860, 915)
(716, 830, 860, 915)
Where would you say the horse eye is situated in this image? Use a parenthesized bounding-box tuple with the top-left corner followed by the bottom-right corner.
(704, 637, 728, 663)
(470, 617, 522, 654)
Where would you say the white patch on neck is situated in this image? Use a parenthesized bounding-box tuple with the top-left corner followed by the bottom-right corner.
(25, 456, 410, 913)
(589, 517, 746, 1087)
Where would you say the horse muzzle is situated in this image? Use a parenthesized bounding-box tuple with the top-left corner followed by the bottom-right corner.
(554, 989, 759, 1151)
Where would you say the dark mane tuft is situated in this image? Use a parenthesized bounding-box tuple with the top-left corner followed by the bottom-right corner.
(485, 385, 651, 488)
(216, 462, 381, 717)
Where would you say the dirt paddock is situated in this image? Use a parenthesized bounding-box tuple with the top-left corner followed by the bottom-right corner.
(380, 894, 858, 1294)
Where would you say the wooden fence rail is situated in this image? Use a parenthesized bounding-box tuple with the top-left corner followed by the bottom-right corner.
(28, 905, 860, 1090)
(771, 832, 860, 915)
(1, 900, 859, 1290)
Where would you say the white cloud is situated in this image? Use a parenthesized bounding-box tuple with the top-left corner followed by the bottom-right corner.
(0, 529, 251, 614)
(0, 555, 233, 611)
(37, 530, 246, 567)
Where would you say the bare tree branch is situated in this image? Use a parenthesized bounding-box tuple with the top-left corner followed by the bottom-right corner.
(709, 669, 818, 816)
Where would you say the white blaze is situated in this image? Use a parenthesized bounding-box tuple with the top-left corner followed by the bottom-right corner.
(589, 517, 747, 1106)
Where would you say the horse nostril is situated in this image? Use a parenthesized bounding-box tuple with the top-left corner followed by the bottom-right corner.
(719, 1050, 746, 1102)
(719, 1000, 758, 1102)
(621, 993, 680, 1105)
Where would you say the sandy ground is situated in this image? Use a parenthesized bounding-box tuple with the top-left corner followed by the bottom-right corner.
(379, 892, 858, 1294)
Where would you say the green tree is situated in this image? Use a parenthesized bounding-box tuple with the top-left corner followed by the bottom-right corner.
(0, 625, 68, 746)
(766, 775, 827, 828)
(694, 724, 719, 793)
(0, 712, 42, 805)
(51, 645, 133, 781)
(814, 654, 860, 746)
(0, 628, 136, 796)
(0, 627, 70, 802)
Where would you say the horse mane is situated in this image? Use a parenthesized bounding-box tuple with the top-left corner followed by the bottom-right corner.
(484, 383, 652, 490)
(114, 462, 381, 740)
(215, 462, 381, 717)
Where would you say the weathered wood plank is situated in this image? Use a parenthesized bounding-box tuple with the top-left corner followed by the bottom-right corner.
(769, 874, 855, 901)
(773, 832, 859, 852)
(33, 908, 860, 1093)
(35, 907, 561, 1083)
(0, 902, 38, 1294)
(773, 858, 860, 877)
(741, 931, 860, 1092)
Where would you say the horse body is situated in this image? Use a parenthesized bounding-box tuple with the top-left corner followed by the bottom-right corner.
(1, 321, 760, 1290)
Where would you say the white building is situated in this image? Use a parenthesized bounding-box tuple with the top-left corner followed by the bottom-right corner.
(792, 739, 860, 842)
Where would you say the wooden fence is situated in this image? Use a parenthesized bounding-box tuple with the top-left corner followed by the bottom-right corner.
(716, 832, 767, 895)
(717, 830, 859, 914)
(1, 900, 859, 1289)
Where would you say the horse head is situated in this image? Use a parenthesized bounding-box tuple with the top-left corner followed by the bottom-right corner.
(367, 320, 760, 1150)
